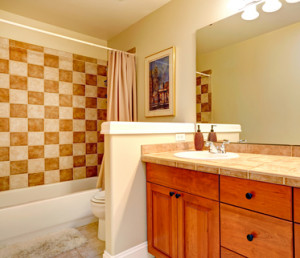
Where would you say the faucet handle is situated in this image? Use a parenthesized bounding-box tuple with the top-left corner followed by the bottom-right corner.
(205, 141, 212, 147)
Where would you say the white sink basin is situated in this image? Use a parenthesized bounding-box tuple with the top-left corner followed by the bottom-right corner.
(174, 151, 239, 160)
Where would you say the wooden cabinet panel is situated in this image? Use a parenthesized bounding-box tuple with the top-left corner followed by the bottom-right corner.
(147, 183, 177, 258)
(220, 175, 292, 220)
(221, 247, 245, 258)
(146, 163, 219, 201)
(221, 204, 293, 258)
(295, 223, 300, 258)
(178, 192, 219, 258)
(294, 188, 300, 223)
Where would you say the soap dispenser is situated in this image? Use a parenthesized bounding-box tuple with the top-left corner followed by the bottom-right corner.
(208, 125, 217, 142)
(194, 125, 204, 151)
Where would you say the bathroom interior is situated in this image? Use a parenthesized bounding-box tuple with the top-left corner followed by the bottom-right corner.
(0, 0, 300, 257)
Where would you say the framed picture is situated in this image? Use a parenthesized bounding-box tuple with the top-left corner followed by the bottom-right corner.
(145, 46, 176, 117)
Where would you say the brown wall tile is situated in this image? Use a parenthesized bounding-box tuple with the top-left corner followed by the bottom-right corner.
(73, 132, 85, 143)
(86, 74, 97, 86)
(59, 94, 72, 107)
(201, 103, 210, 112)
(28, 64, 44, 79)
(97, 109, 107, 120)
(73, 84, 85, 96)
(86, 166, 97, 177)
(73, 108, 85, 119)
(59, 70, 72, 82)
(10, 40, 43, 52)
(44, 54, 59, 68)
(201, 84, 208, 93)
(59, 119, 73, 131)
(59, 144, 73, 156)
(98, 154, 104, 165)
(97, 65, 107, 76)
(28, 118, 44, 132)
(9, 47, 27, 62)
(86, 120, 97, 131)
(10, 160, 28, 175)
(28, 91, 44, 105)
(45, 132, 59, 145)
(10, 104, 27, 118)
(0, 88, 9, 102)
(60, 168, 73, 181)
(98, 133, 104, 142)
(0, 147, 9, 161)
(73, 60, 85, 73)
(0, 177, 9, 191)
(292, 146, 300, 157)
(97, 87, 107, 98)
(73, 155, 86, 167)
(247, 144, 292, 156)
(45, 157, 59, 171)
(86, 143, 97, 154)
(196, 76, 201, 86)
(86, 97, 97, 108)
(0, 59, 9, 73)
(0, 118, 9, 132)
(73, 54, 97, 64)
(44, 80, 59, 93)
(10, 75, 27, 90)
(28, 172, 44, 186)
(28, 145, 44, 159)
(45, 106, 59, 119)
(10, 132, 28, 146)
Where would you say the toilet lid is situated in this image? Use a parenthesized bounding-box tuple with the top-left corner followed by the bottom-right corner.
(91, 190, 105, 203)
(91, 198, 105, 204)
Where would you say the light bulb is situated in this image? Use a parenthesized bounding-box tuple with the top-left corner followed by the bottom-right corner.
(241, 4, 259, 20)
(262, 0, 282, 12)
(286, 0, 300, 3)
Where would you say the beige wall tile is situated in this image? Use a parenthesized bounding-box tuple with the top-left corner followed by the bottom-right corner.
(59, 82, 73, 95)
(73, 72, 85, 84)
(44, 144, 59, 158)
(73, 120, 86, 132)
(85, 63, 97, 75)
(28, 132, 44, 146)
(28, 105, 44, 118)
(44, 119, 59, 132)
(0, 74, 9, 89)
(97, 99, 107, 109)
(0, 161, 10, 176)
(10, 174, 28, 189)
(86, 154, 97, 166)
(97, 76, 106, 87)
(0, 46, 9, 60)
(60, 156, 73, 169)
(73, 143, 86, 156)
(28, 78, 44, 92)
(85, 85, 97, 97)
(44, 170, 60, 184)
(10, 118, 28, 132)
(86, 109, 97, 120)
(86, 132, 97, 143)
(73, 96, 85, 108)
(59, 107, 73, 119)
(10, 89, 28, 104)
(44, 67, 59, 81)
(44, 48, 72, 58)
(0, 103, 9, 117)
(59, 56, 72, 71)
(97, 59, 107, 66)
(10, 146, 28, 161)
(0, 132, 10, 146)
(59, 132, 73, 144)
(28, 158, 44, 173)
(27, 50, 44, 65)
(97, 142, 104, 154)
(0, 38, 9, 48)
(9, 60, 27, 76)
(44, 92, 59, 106)
(73, 167, 86, 180)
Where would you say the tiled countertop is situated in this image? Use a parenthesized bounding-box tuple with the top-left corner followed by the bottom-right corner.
(142, 151, 300, 187)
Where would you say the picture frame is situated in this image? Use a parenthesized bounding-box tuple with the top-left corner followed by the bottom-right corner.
(145, 46, 176, 117)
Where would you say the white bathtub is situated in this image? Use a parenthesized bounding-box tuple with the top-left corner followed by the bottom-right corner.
(0, 177, 99, 244)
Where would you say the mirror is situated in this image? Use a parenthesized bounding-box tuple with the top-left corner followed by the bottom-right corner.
(196, 1, 300, 145)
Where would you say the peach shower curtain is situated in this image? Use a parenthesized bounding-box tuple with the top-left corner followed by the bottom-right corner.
(96, 50, 137, 189)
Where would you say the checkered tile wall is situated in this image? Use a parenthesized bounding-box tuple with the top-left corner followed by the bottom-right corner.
(196, 73, 211, 123)
(0, 37, 107, 191)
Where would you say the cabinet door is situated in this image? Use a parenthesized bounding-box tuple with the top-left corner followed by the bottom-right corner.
(295, 223, 300, 258)
(147, 183, 178, 258)
(177, 192, 220, 258)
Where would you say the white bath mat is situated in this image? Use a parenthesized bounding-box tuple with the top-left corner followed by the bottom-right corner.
(0, 228, 87, 258)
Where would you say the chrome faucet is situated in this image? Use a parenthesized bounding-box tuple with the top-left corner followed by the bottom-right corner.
(205, 140, 230, 154)
(219, 140, 230, 154)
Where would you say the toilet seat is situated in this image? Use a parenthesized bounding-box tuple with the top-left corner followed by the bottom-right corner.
(91, 190, 105, 203)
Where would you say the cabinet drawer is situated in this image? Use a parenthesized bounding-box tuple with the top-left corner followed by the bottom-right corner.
(295, 223, 300, 258)
(221, 204, 293, 258)
(146, 163, 219, 201)
(221, 247, 245, 258)
(294, 188, 300, 223)
(220, 176, 292, 220)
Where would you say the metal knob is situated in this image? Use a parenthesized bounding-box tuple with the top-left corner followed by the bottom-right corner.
(169, 192, 175, 197)
(175, 193, 181, 199)
(247, 234, 254, 241)
(246, 193, 253, 200)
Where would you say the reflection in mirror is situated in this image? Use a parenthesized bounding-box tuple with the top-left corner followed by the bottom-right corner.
(196, 1, 300, 145)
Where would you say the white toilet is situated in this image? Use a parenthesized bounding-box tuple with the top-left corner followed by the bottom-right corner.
(90, 190, 105, 241)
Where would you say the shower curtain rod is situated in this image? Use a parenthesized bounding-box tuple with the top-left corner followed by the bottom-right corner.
(0, 18, 135, 56)
(196, 71, 211, 77)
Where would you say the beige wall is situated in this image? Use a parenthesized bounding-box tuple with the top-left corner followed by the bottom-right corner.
(108, 0, 236, 123)
(197, 21, 300, 145)
(0, 10, 107, 60)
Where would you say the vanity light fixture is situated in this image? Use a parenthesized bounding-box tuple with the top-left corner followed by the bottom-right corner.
(241, 4, 260, 20)
(262, 0, 282, 12)
(286, 0, 300, 2)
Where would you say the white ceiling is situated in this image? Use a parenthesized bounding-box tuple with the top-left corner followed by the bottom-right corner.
(0, 0, 171, 40)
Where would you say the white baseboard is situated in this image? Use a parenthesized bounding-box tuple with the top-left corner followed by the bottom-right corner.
(103, 242, 151, 258)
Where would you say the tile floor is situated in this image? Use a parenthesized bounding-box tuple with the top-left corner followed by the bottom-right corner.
(54, 222, 105, 258)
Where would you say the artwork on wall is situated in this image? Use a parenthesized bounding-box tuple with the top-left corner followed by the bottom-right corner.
(144, 47, 175, 117)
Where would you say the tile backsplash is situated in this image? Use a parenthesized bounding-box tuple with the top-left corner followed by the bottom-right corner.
(0, 37, 107, 191)
(196, 71, 211, 123)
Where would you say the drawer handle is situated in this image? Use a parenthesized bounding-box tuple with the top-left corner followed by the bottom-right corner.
(169, 192, 175, 197)
(245, 193, 253, 200)
(247, 234, 254, 242)
(175, 193, 181, 199)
